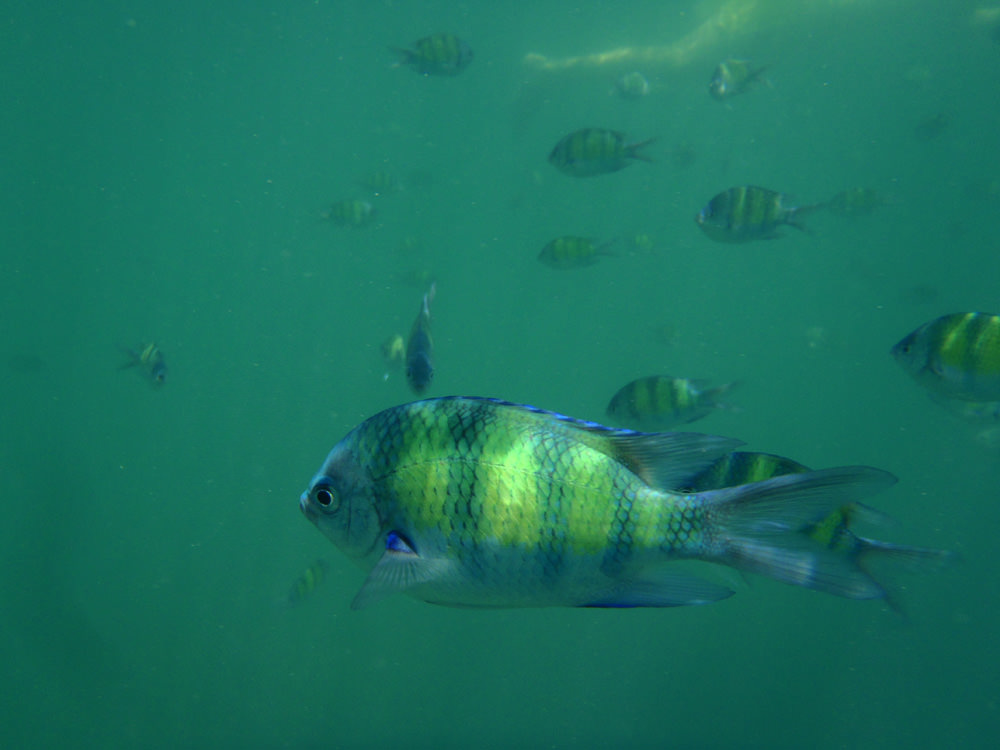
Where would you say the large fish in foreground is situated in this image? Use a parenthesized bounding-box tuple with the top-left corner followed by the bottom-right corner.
(300, 396, 904, 610)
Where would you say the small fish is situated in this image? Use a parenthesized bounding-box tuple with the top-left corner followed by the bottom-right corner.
(392, 33, 473, 76)
(300, 396, 906, 610)
(696, 186, 822, 243)
(405, 283, 436, 394)
(687, 451, 956, 611)
(826, 187, 887, 217)
(119, 342, 167, 387)
(356, 171, 404, 196)
(709, 58, 768, 100)
(613, 71, 650, 100)
(285, 559, 331, 607)
(914, 112, 949, 141)
(382, 334, 405, 370)
(891, 312, 1000, 402)
(323, 199, 376, 228)
(606, 375, 739, 430)
(548, 128, 655, 177)
(538, 236, 616, 269)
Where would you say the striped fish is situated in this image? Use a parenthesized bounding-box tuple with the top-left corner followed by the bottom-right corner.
(548, 128, 655, 177)
(696, 185, 822, 243)
(392, 34, 473, 76)
(892, 312, 1000, 402)
(606, 375, 739, 430)
(300, 397, 907, 610)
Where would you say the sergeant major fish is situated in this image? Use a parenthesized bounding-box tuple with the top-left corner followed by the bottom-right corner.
(696, 185, 823, 243)
(538, 236, 617, 269)
(606, 375, 739, 430)
(119, 342, 167, 387)
(285, 559, 330, 607)
(300, 396, 900, 610)
(709, 58, 768, 101)
(405, 282, 436, 394)
(892, 312, 1000, 402)
(549, 128, 655, 177)
(392, 33, 473, 76)
(323, 199, 376, 228)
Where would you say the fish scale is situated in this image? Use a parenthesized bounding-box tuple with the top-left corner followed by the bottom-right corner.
(301, 397, 900, 609)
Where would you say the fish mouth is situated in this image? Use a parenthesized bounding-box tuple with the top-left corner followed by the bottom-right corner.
(299, 491, 312, 518)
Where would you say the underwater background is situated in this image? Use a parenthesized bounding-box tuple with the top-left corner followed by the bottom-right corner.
(2, 1, 998, 747)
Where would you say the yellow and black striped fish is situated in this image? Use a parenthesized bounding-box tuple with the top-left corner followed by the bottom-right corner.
(323, 199, 376, 228)
(892, 312, 1000, 402)
(300, 396, 919, 610)
(392, 34, 473, 76)
(708, 58, 768, 100)
(118, 342, 167, 387)
(285, 559, 330, 607)
(538, 236, 616, 269)
(696, 185, 822, 243)
(606, 375, 739, 430)
(548, 128, 655, 177)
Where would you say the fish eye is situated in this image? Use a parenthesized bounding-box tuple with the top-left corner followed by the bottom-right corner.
(312, 482, 339, 510)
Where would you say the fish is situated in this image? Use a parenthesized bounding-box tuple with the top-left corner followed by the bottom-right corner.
(299, 396, 902, 610)
(323, 199, 376, 228)
(687, 451, 956, 610)
(285, 559, 331, 607)
(891, 312, 1000, 402)
(709, 58, 768, 100)
(538, 236, 616, 269)
(119, 342, 167, 387)
(826, 187, 888, 217)
(929, 394, 1000, 423)
(392, 33, 473, 76)
(606, 375, 739, 430)
(613, 71, 650, 99)
(405, 283, 436, 394)
(696, 185, 822, 243)
(355, 171, 404, 196)
(382, 334, 405, 370)
(548, 128, 655, 177)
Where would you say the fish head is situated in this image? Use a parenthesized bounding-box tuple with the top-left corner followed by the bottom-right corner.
(708, 65, 729, 99)
(300, 441, 383, 560)
(891, 327, 933, 379)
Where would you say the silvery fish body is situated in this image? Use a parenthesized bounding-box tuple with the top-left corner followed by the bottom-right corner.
(300, 397, 899, 610)
(892, 312, 1000, 402)
(709, 58, 767, 100)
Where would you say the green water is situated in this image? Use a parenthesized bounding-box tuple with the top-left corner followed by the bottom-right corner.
(2, 1, 998, 747)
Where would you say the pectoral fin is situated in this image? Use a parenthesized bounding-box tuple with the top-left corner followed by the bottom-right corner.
(350, 531, 452, 610)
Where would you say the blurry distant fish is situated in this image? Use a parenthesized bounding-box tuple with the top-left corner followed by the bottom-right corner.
(929, 393, 1000, 423)
(613, 71, 650, 99)
(548, 128, 655, 177)
(892, 312, 1000, 401)
(538, 236, 616, 269)
(606, 375, 740, 430)
(6, 353, 46, 374)
(392, 34, 473, 76)
(382, 333, 405, 371)
(826, 187, 889, 218)
(119, 342, 166, 387)
(323, 199, 376, 228)
(285, 559, 330, 607)
(687, 451, 956, 611)
(355, 171, 404, 196)
(696, 186, 823, 243)
(709, 58, 768, 100)
(914, 112, 949, 141)
(405, 283, 436, 394)
(301, 396, 908, 609)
